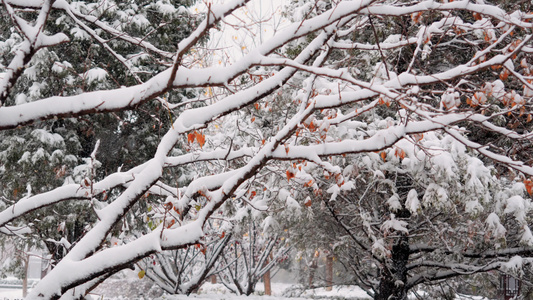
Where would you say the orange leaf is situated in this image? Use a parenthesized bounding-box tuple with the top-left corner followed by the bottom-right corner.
(473, 12, 482, 20)
(286, 170, 295, 182)
(166, 219, 175, 229)
(380, 151, 387, 161)
(305, 180, 314, 187)
(500, 70, 509, 81)
(251, 117, 255, 122)
(411, 12, 422, 23)
(412, 133, 424, 141)
(525, 179, 533, 195)
(394, 148, 406, 159)
(195, 131, 206, 148)
(220, 231, 226, 238)
(187, 132, 195, 143)
(304, 198, 312, 207)
(254, 103, 260, 110)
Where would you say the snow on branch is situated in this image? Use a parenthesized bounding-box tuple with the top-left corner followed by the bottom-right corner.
(0, 0, 532, 298)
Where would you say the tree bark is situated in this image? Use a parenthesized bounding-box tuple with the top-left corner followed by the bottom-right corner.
(376, 234, 409, 300)
(326, 256, 333, 291)
(263, 269, 271, 295)
(23, 254, 29, 298)
(263, 254, 272, 296)
(308, 255, 318, 288)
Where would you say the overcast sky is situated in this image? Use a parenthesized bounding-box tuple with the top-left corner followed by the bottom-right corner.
(190, 0, 289, 66)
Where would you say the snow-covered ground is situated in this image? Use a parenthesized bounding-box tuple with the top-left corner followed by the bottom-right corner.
(0, 283, 372, 300)
(0, 288, 25, 300)
(87, 277, 373, 300)
(0, 280, 490, 300)
(185, 283, 372, 299)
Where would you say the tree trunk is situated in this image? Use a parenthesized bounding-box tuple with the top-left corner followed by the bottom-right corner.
(375, 235, 409, 300)
(326, 256, 333, 291)
(263, 253, 272, 295)
(23, 255, 29, 298)
(308, 256, 318, 288)
(263, 269, 271, 295)
(244, 280, 256, 296)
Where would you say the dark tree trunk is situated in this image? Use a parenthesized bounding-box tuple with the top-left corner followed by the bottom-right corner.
(244, 278, 256, 296)
(375, 234, 410, 300)
(375, 173, 414, 300)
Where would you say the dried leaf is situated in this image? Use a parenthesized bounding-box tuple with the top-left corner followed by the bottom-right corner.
(525, 179, 533, 195)
(380, 151, 387, 161)
(187, 132, 195, 143)
(166, 219, 175, 229)
(411, 12, 422, 23)
(286, 170, 295, 182)
(395, 148, 406, 159)
(195, 131, 206, 148)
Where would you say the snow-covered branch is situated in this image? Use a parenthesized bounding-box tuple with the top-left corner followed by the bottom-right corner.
(0, 0, 532, 298)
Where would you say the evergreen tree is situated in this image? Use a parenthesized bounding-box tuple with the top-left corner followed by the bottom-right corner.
(0, 0, 200, 277)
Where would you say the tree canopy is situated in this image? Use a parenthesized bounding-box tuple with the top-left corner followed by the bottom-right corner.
(0, 0, 533, 299)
